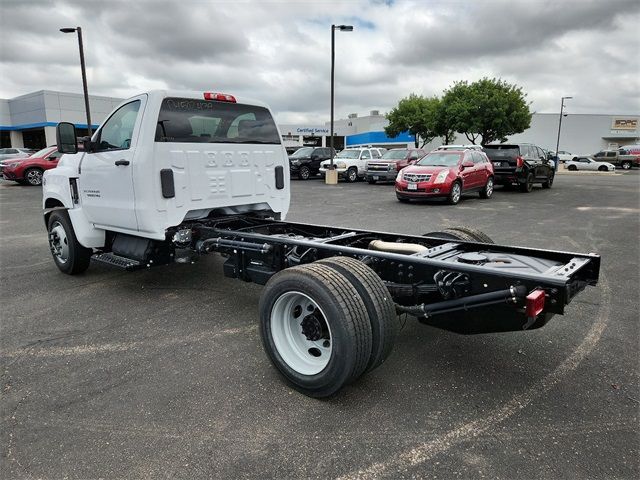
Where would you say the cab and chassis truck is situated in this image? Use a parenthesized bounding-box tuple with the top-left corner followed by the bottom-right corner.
(43, 90, 601, 397)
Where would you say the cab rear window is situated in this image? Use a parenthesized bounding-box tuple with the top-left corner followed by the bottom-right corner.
(155, 97, 281, 144)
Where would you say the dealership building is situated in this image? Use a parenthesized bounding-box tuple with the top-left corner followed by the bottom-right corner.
(1, 90, 638, 155)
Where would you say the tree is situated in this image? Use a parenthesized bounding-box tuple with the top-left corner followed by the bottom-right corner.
(441, 78, 532, 145)
(385, 94, 444, 147)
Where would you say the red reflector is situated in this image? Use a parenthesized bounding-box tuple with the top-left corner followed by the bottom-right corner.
(516, 156, 524, 168)
(525, 289, 546, 318)
(203, 92, 236, 102)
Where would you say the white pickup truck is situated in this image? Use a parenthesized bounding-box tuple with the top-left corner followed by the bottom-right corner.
(43, 90, 601, 397)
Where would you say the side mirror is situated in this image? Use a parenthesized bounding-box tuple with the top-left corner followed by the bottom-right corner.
(462, 161, 474, 168)
(56, 122, 78, 154)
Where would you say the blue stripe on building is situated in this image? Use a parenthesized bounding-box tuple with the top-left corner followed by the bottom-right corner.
(346, 130, 415, 146)
(0, 122, 100, 131)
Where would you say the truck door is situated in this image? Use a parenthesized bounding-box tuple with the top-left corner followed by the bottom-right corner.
(79, 96, 146, 231)
(359, 149, 371, 175)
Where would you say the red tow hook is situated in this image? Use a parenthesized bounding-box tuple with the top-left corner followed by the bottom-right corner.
(524, 289, 546, 329)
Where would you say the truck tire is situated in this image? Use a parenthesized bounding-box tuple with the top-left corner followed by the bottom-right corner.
(318, 256, 397, 372)
(621, 161, 632, 170)
(519, 172, 534, 192)
(24, 168, 44, 186)
(298, 165, 311, 180)
(479, 176, 494, 199)
(47, 209, 92, 275)
(367, 178, 377, 185)
(259, 263, 372, 397)
(424, 226, 494, 244)
(345, 167, 358, 183)
(542, 172, 554, 188)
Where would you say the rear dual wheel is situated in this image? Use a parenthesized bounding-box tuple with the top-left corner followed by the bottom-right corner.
(259, 259, 396, 397)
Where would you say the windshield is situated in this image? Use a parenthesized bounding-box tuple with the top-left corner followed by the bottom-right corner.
(417, 152, 461, 166)
(381, 150, 409, 160)
(290, 147, 314, 158)
(336, 150, 361, 159)
(29, 147, 53, 158)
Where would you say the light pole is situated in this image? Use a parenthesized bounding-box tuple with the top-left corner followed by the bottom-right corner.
(555, 96, 572, 162)
(60, 26, 92, 136)
(327, 24, 353, 185)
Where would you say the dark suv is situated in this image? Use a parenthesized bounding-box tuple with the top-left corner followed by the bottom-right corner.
(483, 143, 554, 192)
(289, 147, 335, 180)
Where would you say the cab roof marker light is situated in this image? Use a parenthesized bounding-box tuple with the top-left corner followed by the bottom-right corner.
(203, 92, 237, 103)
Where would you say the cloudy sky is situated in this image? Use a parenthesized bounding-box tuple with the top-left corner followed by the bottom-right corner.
(1, 0, 638, 123)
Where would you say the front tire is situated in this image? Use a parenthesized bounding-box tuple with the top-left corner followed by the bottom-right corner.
(598, 165, 608, 172)
(424, 226, 494, 243)
(24, 168, 44, 186)
(479, 176, 494, 199)
(298, 165, 311, 180)
(621, 161, 632, 170)
(345, 167, 358, 183)
(259, 263, 372, 397)
(542, 172, 554, 188)
(367, 179, 377, 185)
(447, 181, 462, 204)
(568, 164, 578, 171)
(396, 194, 410, 203)
(47, 210, 92, 274)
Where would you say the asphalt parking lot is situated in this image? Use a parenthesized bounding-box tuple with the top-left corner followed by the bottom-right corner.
(1, 172, 638, 479)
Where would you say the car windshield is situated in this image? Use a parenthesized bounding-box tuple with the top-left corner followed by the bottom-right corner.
(336, 150, 361, 159)
(30, 147, 53, 158)
(417, 152, 461, 166)
(381, 150, 409, 160)
(290, 147, 314, 158)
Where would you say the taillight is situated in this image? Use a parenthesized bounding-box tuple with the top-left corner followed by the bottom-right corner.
(203, 92, 236, 102)
(516, 156, 524, 168)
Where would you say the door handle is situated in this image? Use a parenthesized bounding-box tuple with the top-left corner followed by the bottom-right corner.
(115, 159, 130, 166)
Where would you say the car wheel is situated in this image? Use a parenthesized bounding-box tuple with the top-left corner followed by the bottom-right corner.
(396, 194, 410, 203)
(519, 172, 534, 192)
(259, 263, 372, 397)
(447, 181, 462, 204)
(568, 164, 578, 171)
(47, 209, 92, 275)
(542, 172, 554, 189)
(367, 179, 377, 185)
(479, 176, 494, 199)
(298, 165, 311, 180)
(621, 161, 632, 170)
(24, 168, 44, 186)
(598, 165, 608, 172)
(345, 167, 358, 183)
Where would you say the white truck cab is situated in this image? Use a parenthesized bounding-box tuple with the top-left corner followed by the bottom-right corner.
(44, 90, 290, 256)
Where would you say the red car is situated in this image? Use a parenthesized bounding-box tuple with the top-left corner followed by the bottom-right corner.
(0, 146, 63, 186)
(395, 149, 494, 205)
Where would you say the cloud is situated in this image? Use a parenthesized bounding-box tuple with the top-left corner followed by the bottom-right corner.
(0, 0, 638, 124)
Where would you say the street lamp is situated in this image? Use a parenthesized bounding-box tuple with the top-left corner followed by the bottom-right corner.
(60, 26, 92, 136)
(555, 96, 572, 163)
(327, 24, 353, 185)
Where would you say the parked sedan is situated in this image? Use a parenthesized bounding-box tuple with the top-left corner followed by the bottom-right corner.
(0, 147, 34, 161)
(1, 146, 63, 185)
(395, 150, 494, 205)
(565, 157, 615, 172)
